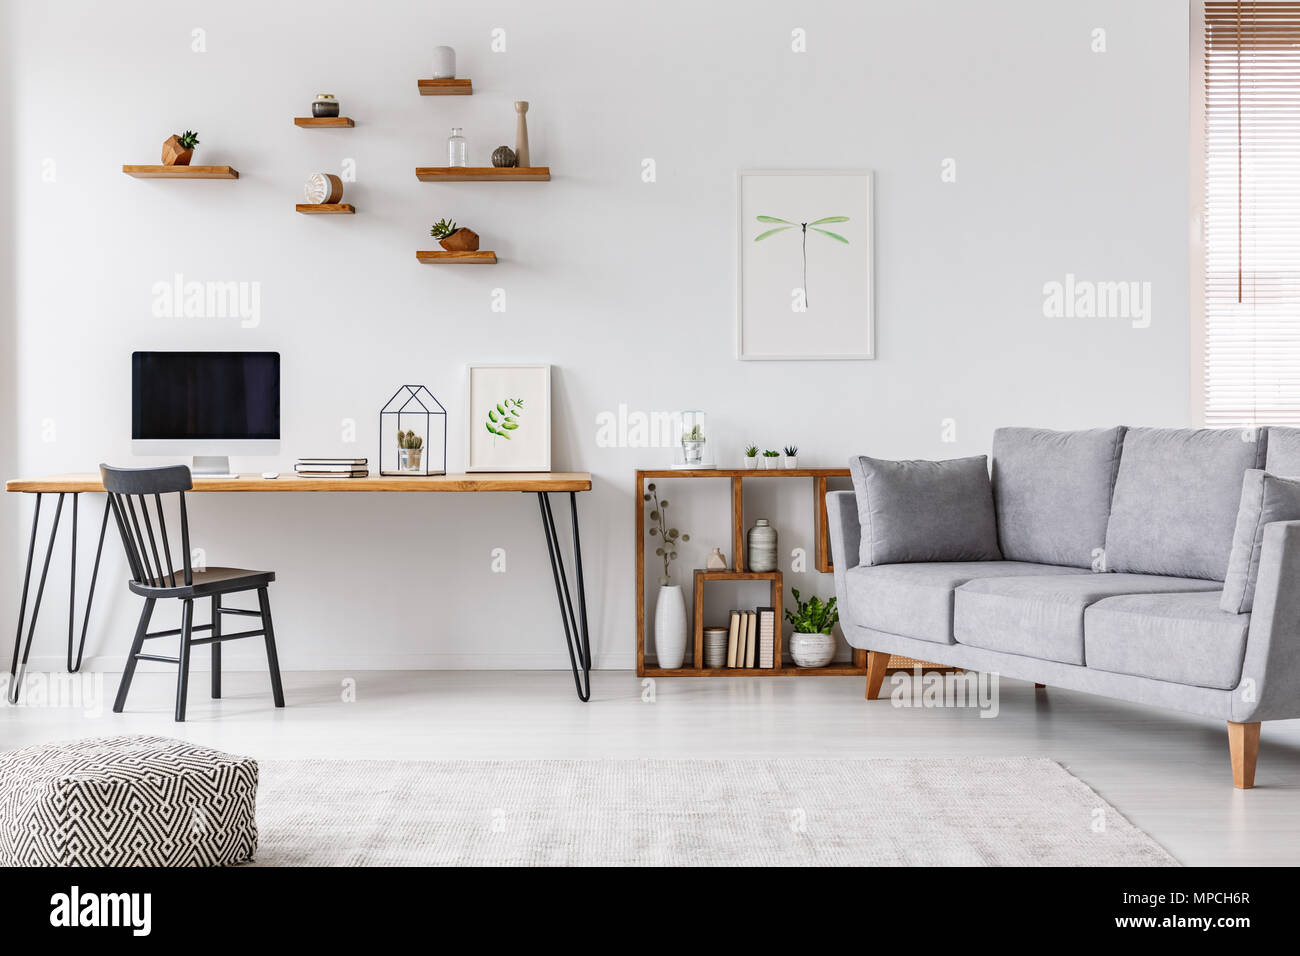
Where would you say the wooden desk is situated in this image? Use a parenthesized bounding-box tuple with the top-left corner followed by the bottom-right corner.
(4, 472, 594, 703)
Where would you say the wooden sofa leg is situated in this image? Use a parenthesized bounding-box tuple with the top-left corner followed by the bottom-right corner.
(865, 651, 890, 700)
(1228, 721, 1261, 789)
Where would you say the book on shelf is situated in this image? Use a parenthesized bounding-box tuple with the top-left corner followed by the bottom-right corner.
(756, 606, 776, 669)
(295, 458, 369, 478)
(744, 611, 757, 668)
(726, 610, 741, 668)
(295, 470, 369, 478)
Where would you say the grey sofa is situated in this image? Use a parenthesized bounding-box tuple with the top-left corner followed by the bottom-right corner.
(828, 426, 1300, 789)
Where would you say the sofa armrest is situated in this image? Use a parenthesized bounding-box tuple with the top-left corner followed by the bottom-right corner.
(1235, 519, 1300, 722)
(826, 491, 860, 608)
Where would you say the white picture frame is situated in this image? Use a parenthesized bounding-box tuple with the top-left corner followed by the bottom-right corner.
(736, 169, 875, 361)
(465, 364, 552, 472)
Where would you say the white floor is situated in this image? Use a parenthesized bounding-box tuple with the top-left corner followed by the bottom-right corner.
(6, 669, 1298, 866)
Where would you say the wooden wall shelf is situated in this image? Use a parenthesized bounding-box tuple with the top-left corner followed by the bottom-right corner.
(415, 167, 550, 182)
(416, 250, 497, 264)
(296, 203, 354, 215)
(418, 78, 473, 95)
(122, 165, 239, 179)
(294, 117, 355, 128)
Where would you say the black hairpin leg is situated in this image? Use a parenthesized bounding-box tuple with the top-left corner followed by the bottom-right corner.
(537, 491, 592, 701)
(7, 493, 111, 704)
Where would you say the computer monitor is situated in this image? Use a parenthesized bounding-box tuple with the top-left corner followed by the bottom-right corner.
(131, 351, 281, 478)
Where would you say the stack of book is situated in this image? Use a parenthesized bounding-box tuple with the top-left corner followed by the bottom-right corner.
(724, 606, 776, 669)
(295, 457, 369, 478)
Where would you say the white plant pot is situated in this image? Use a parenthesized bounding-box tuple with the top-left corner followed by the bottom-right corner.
(744, 457, 758, 470)
(764, 457, 779, 470)
(653, 585, 688, 669)
(784, 456, 798, 469)
(789, 630, 836, 668)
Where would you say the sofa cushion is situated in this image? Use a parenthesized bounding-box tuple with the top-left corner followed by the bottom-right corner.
(844, 561, 1090, 645)
(1085, 591, 1250, 690)
(1221, 470, 1300, 613)
(1264, 426, 1300, 477)
(848, 455, 1002, 566)
(991, 426, 1126, 568)
(1103, 428, 1265, 580)
(953, 574, 1221, 664)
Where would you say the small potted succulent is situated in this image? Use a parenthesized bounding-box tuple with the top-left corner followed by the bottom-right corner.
(744, 444, 759, 470)
(681, 422, 706, 466)
(783, 445, 799, 469)
(785, 587, 839, 668)
(430, 218, 480, 252)
(396, 429, 424, 472)
(762, 449, 780, 470)
(161, 130, 199, 166)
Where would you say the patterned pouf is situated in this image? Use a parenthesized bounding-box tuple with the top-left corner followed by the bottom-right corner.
(0, 735, 258, 866)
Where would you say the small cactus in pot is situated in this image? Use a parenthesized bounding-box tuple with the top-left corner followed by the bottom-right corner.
(431, 218, 480, 253)
(161, 130, 199, 166)
(396, 429, 424, 472)
(783, 445, 799, 469)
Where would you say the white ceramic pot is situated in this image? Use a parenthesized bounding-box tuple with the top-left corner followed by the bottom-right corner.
(432, 45, 456, 78)
(764, 457, 779, 470)
(790, 630, 836, 668)
(784, 456, 799, 469)
(745, 457, 758, 470)
(653, 585, 688, 669)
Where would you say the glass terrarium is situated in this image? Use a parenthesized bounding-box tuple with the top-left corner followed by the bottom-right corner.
(380, 385, 447, 476)
(672, 409, 713, 469)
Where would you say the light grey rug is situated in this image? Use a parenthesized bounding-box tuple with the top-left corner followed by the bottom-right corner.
(253, 758, 1177, 866)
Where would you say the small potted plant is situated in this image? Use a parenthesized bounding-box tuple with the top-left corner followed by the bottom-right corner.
(161, 130, 199, 166)
(681, 422, 706, 466)
(430, 218, 480, 252)
(785, 587, 839, 667)
(644, 483, 691, 668)
(762, 449, 780, 470)
(783, 445, 799, 469)
(396, 429, 424, 472)
(744, 444, 759, 470)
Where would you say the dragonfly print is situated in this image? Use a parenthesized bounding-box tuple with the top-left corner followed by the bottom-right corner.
(753, 215, 849, 308)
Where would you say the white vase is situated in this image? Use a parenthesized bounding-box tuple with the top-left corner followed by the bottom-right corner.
(432, 45, 456, 78)
(744, 457, 758, 470)
(784, 456, 798, 469)
(653, 585, 688, 669)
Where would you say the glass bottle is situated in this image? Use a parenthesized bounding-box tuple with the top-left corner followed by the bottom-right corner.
(447, 127, 467, 167)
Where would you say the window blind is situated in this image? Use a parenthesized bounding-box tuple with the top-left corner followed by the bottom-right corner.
(1202, 1, 1300, 425)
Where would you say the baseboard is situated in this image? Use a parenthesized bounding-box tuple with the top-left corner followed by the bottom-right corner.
(24, 651, 637, 672)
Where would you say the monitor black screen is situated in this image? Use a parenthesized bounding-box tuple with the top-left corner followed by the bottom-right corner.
(132, 352, 280, 440)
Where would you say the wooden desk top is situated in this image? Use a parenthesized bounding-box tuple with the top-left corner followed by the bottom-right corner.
(5, 472, 593, 494)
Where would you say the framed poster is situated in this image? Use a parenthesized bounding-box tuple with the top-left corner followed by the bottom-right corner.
(737, 169, 875, 360)
(466, 364, 551, 472)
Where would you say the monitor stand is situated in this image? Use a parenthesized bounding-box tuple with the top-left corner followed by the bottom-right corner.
(192, 455, 238, 479)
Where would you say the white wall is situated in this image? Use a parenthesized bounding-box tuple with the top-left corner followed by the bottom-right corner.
(4, 0, 1191, 673)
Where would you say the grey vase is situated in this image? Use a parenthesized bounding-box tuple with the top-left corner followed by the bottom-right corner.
(747, 518, 777, 572)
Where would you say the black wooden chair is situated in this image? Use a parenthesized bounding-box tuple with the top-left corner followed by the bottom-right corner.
(100, 464, 285, 721)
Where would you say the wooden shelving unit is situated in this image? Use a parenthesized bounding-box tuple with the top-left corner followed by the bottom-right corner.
(294, 117, 355, 128)
(296, 203, 355, 215)
(415, 166, 550, 182)
(416, 250, 497, 264)
(122, 165, 239, 179)
(636, 467, 866, 678)
(418, 78, 473, 95)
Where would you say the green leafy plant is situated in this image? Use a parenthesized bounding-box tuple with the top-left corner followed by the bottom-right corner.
(744, 444, 758, 457)
(643, 483, 689, 585)
(430, 218, 459, 240)
(753, 214, 849, 307)
(484, 398, 524, 440)
(396, 429, 423, 450)
(762, 449, 780, 458)
(785, 588, 838, 635)
(783, 445, 799, 457)
(178, 130, 200, 149)
(682, 423, 705, 442)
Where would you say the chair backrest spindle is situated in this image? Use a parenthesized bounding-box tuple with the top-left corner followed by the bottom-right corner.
(100, 464, 195, 590)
